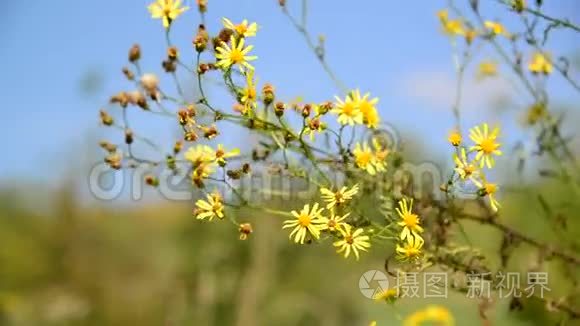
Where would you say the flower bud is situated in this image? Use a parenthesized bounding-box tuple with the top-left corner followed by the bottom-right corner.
(302, 104, 312, 117)
(162, 59, 177, 73)
(202, 125, 219, 139)
(196, 0, 207, 13)
(278, 0, 286, 7)
(125, 129, 134, 145)
(167, 46, 179, 61)
(99, 140, 117, 153)
(99, 110, 113, 126)
(145, 175, 159, 187)
(128, 91, 148, 110)
(198, 63, 210, 74)
(318, 101, 332, 115)
(274, 102, 285, 117)
(110, 92, 129, 108)
(173, 140, 183, 154)
(262, 84, 275, 106)
(184, 131, 198, 142)
(122, 67, 134, 80)
(238, 223, 253, 240)
(129, 44, 141, 62)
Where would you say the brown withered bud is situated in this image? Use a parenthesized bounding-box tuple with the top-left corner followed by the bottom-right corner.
(302, 104, 312, 117)
(145, 175, 159, 187)
(308, 117, 321, 130)
(178, 109, 189, 125)
(122, 67, 134, 80)
(125, 129, 134, 145)
(202, 125, 219, 139)
(274, 102, 285, 117)
(129, 44, 141, 62)
(110, 92, 129, 108)
(226, 169, 242, 180)
(173, 140, 183, 154)
(162, 59, 177, 73)
(105, 152, 122, 170)
(193, 24, 209, 52)
(278, 0, 286, 7)
(99, 140, 117, 153)
(238, 223, 253, 240)
(184, 131, 198, 142)
(196, 0, 207, 13)
(262, 84, 275, 106)
(242, 163, 251, 174)
(167, 46, 179, 61)
(99, 110, 114, 126)
(318, 101, 333, 114)
(128, 90, 148, 110)
(197, 63, 210, 74)
(187, 104, 197, 117)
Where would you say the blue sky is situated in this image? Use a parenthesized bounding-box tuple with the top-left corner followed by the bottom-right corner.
(0, 0, 579, 184)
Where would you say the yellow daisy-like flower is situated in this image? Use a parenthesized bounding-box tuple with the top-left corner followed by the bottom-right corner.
(215, 36, 257, 72)
(479, 181, 500, 212)
(374, 288, 398, 303)
(448, 130, 462, 146)
(147, 0, 189, 29)
(485, 21, 509, 37)
(404, 305, 455, 326)
(222, 17, 258, 38)
(194, 192, 224, 221)
(469, 123, 502, 168)
(319, 184, 359, 209)
(453, 148, 480, 182)
(353, 142, 377, 175)
(240, 70, 257, 112)
(352, 89, 380, 129)
(396, 198, 424, 240)
(372, 138, 389, 172)
(283, 203, 325, 244)
(528, 52, 553, 75)
(191, 163, 216, 187)
(437, 9, 464, 36)
(332, 94, 363, 126)
(477, 61, 498, 79)
(396, 235, 424, 261)
(214, 144, 240, 166)
(185, 145, 214, 166)
(320, 211, 350, 232)
(333, 226, 371, 260)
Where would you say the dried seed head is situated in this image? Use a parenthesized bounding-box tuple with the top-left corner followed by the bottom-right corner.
(196, 0, 207, 13)
(122, 67, 134, 80)
(278, 0, 286, 7)
(202, 125, 219, 139)
(129, 44, 141, 62)
(128, 90, 148, 110)
(309, 117, 321, 130)
(167, 46, 179, 61)
(110, 92, 129, 108)
(302, 104, 312, 117)
(239, 223, 253, 240)
(242, 163, 251, 174)
(99, 110, 114, 126)
(145, 175, 159, 187)
(184, 131, 198, 142)
(125, 129, 134, 145)
(198, 63, 210, 74)
(318, 101, 333, 115)
(99, 140, 117, 153)
(162, 59, 177, 73)
(141, 73, 159, 92)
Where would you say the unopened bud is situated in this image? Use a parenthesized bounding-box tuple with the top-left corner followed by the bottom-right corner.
(129, 44, 141, 62)
(125, 129, 134, 145)
(100, 110, 113, 126)
(302, 104, 312, 117)
(145, 175, 159, 187)
(262, 84, 275, 105)
(167, 46, 179, 61)
(238, 223, 253, 240)
(274, 102, 285, 117)
(173, 140, 183, 154)
(122, 67, 134, 80)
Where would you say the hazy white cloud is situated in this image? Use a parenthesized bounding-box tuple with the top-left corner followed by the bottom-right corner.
(398, 70, 517, 113)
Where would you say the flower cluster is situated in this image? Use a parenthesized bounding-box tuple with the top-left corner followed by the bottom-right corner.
(447, 123, 502, 211)
(283, 185, 372, 260)
(395, 198, 424, 261)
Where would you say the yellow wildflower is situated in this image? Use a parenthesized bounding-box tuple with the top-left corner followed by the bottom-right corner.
(437, 9, 464, 36)
(147, 0, 189, 29)
(352, 89, 380, 128)
(477, 61, 498, 79)
(469, 123, 502, 168)
(396, 198, 424, 240)
(448, 130, 462, 146)
(524, 102, 548, 125)
(222, 18, 258, 38)
(404, 305, 455, 326)
(320, 211, 350, 233)
(528, 52, 553, 75)
(333, 226, 371, 260)
(478, 181, 500, 212)
(332, 94, 363, 126)
(353, 142, 377, 175)
(453, 148, 480, 182)
(184, 145, 214, 166)
(396, 235, 424, 261)
(283, 203, 325, 244)
(485, 21, 509, 37)
(191, 163, 215, 187)
(194, 192, 224, 221)
(214, 144, 240, 166)
(319, 184, 359, 209)
(240, 70, 257, 112)
(215, 36, 257, 72)
(374, 288, 398, 303)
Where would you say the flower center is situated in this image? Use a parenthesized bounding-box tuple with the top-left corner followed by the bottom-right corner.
(357, 152, 372, 166)
(298, 213, 311, 227)
(403, 213, 419, 228)
(479, 138, 497, 154)
(230, 49, 244, 63)
(342, 103, 356, 116)
(327, 220, 336, 229)
(235, 25, 247, 35)
(334, 192, 344, 204)
(484, 183, 497, 194)
(345, 235, 354, 244)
